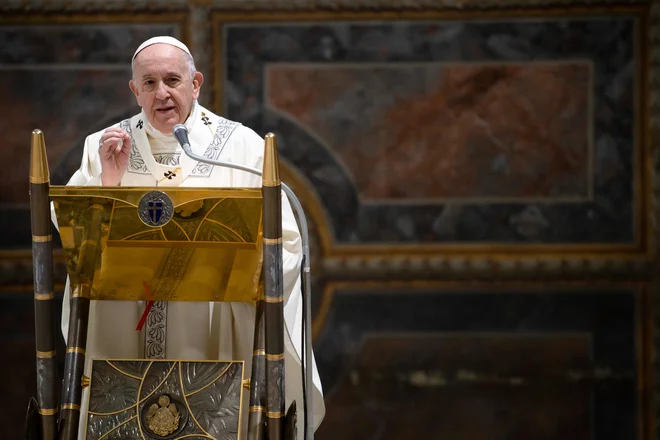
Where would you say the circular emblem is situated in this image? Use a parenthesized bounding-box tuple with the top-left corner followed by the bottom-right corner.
(138, 191, 174, 227)
(140, 393, 188, 439)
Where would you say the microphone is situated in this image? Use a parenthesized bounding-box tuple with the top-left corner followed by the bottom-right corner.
(173, 124, 192, 155)
(172, 122, 261, 178)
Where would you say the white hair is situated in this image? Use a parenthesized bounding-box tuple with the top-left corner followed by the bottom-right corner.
(131, 48, 197, 81)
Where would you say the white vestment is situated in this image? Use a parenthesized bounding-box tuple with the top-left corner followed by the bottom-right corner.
(55, 101, 325, 439)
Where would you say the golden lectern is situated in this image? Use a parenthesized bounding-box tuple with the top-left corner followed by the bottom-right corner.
(26, 129, 311, 440)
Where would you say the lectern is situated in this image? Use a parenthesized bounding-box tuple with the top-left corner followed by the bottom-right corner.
(26, 129, 303, 440)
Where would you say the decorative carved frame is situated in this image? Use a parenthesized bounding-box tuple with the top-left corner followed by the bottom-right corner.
(212, 3, 657, 281)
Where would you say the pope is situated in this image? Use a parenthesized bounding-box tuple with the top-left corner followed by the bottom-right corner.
(56, 35, 325, 439)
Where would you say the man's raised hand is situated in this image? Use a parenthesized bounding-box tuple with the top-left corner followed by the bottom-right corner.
(98, 127, 131, 186)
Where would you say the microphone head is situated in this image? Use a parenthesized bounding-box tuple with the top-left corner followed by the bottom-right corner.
(173, 123, 187, 137)
(172, 124, 190, 150)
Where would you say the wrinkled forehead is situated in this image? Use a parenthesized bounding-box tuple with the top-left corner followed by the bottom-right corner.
(133, 44, 189, 76)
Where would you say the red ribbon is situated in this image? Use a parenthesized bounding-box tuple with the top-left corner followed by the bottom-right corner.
(136, 281, 154, 331)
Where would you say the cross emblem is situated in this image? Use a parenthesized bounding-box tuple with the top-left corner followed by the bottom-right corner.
(163, 171, 176, 180)
(137, 119, 144, 129)
(147, 200, 163, 223)
(201, 112, 211, 126)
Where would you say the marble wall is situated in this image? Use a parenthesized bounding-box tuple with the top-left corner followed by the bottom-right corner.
(224, 17, 639, 246)
(0, 2, 655, 440)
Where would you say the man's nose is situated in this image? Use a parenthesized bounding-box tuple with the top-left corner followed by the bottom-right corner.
(155, 81, 170, 100)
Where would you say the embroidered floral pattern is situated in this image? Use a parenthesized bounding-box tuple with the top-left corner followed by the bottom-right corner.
(191, 117, 240, 177)
(124, 114, 241, 178)
(153, 153, 181, 166)
(122, 119, 150, 175)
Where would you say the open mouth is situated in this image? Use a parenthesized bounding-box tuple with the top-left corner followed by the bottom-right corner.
(156, 106, 175, 113)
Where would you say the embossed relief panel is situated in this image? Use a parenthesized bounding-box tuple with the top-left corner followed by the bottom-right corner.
(85, 360, 243, 440)
(312, 285, 644, 440)
(221, 13, 645, 249)
(0, 19, 184, 249)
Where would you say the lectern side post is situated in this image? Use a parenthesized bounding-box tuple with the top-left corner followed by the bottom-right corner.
(29, 129, 59, 440)
(263, 133, 286, 440)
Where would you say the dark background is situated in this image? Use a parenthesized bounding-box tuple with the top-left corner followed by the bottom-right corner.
(0, 1, 656, 439)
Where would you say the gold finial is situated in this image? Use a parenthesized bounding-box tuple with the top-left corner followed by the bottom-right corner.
(242, 378, 251, 389)
(81, 375, 90, 389)
(30, 129, 50, 184)
(262, 132, 280, 187)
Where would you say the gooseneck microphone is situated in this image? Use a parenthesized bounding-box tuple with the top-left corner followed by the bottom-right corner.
(172, 124, 192, 155)
(174, 123, 265, 177)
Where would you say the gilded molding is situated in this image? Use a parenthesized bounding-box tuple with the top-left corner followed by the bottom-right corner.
(0, 0, 651, 12)
(322, 256, 654, 281)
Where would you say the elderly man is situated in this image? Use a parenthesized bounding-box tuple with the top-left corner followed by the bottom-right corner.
(58, 36, 325, 438)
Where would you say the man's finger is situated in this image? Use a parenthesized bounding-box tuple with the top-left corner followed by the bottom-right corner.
(99, 138, 124, 158)
(100, 128, 128, 143)
(100, 136, 123, 147)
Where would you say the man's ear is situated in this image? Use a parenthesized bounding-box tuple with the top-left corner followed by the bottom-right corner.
(192, 72, 204, 100)
(129, 79, 140, 104)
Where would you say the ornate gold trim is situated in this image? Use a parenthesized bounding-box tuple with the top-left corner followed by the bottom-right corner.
(71, 285, 91, 298)
(61, 403, 80, 411)
(29, 176, 49, 184)
(249, 405, 266, 413)
(34, 292, 55, 300)
(264, 296, 283, 304)
(36, 350, 56, 358)
(252, 349, 265, 356)
(266, 411, 284, 418)
(38, 408, 58, 416)
(262, 237, 282, 245)
(265, 353, 284, 361)
(67, 347, 85, 354)
(31, 234, 51, 243)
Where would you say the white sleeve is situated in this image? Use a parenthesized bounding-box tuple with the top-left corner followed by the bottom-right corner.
(66, 132, 104, 187)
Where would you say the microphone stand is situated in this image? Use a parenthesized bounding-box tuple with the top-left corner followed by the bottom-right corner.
(179, 141, 314, 440)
